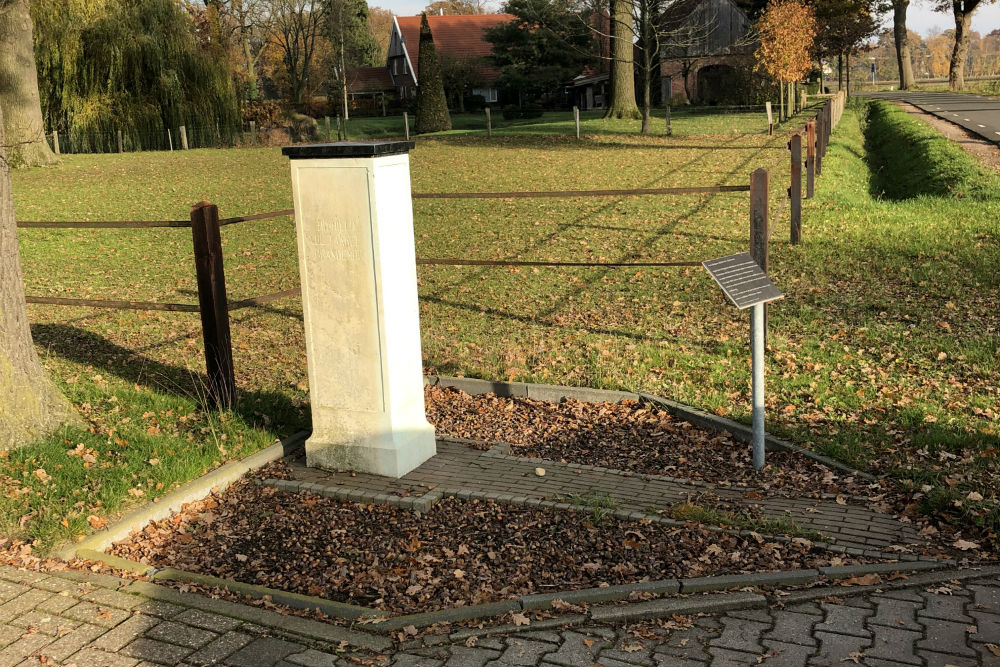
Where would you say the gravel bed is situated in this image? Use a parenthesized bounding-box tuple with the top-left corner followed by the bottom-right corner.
(109, 481, 868, 615)
(425, 386, 868, 494)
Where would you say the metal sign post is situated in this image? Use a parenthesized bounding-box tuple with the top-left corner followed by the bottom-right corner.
(702, 253, 784, 471)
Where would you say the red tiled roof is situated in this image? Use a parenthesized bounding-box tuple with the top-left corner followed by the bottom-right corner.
(396, 14, 514, 82)
(347, 66, 394, 93)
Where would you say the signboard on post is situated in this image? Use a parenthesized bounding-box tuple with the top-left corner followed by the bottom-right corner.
(703, 253, 784, 472)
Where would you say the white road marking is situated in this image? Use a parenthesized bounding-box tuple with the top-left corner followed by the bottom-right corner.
(978, 124, 986, 128)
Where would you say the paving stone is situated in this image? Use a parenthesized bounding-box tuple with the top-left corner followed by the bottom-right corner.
(784, 602, 822, 616)
(522, 630, 562, 644)
(30, 578, 85, 595)
(66, 646, 140, 667)
(173, 609, 242, 633)
(970, 610, 1000, 644)
(763, 611, 817, 647)
(120, 637, 194, 665)
(185, 630, 255, 666)
(542, 630, 607, 667)
(969, 585, 1000, 615)
(82, 588, 146, 610)
(708, 616, 769, 653)
(9, 610, 80, 636)
(61, 600, 131, 627)
(866, 597, 921, 631)
(814, 603, 872, 638)
(145, 620, 217, 649)
(759, 640, 815, 667)
(0, 581, 30, 604)
(650, 655, 707, 667)
(974, 642, 1000, 667)
(35, 593, 78, 615)
(725, 609, 773, 623)
(871, 589, 923, 603)
(134, 600, 186, 619)
(0, 590, 54, 622)
(808, 631, 870, 666)
(865, 625, 921, 665)
(0, 624, 25, 649)
(600, 643, 654, 666)
(485, 638, 558, 667)
(652, 626, 716, 664)
(40, 622, 106, 660)
(391, 653, 444, 667)
(444, 646, 502, 667)
(285, 648, 344, 667)
(226, 638, 308, 667)
(706, 645, 759, 666)
(915, 618, 977, 658)
(0, 632, 55, 666)
(919, 592, 975, 623)
(53, 571, 128, 590)
(92, 614, 162, 652)
(915, 650, 978, 667)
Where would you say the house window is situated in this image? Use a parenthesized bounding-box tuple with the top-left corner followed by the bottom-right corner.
(392, 59, 400, 75)
(472, 88, 498, 103)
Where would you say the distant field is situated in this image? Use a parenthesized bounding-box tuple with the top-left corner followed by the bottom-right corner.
(7, 101, 999, 551)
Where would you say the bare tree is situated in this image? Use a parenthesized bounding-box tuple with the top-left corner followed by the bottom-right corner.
(270, 0, 326, 104)
(0, 0, 58, 167)
(933, 0, 995, 89)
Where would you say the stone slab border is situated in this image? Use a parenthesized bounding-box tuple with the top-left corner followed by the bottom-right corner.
(425, 376, 876, 481)
(59, 430, 310, 560)
(76, 545, 956, 634)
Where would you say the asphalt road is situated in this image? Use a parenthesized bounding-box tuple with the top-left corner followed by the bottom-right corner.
(865, 90, 1000, 144)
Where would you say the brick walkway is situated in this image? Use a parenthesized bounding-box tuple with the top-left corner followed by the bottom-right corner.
(0, 563, 997, 666)
(279, 439, 925, 555)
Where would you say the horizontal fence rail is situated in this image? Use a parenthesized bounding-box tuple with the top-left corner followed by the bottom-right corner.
(24, 296, 200, 312)
(411, 185, 751, 200)
(17, 219, 190, 229)
(416, 258, 704, 267)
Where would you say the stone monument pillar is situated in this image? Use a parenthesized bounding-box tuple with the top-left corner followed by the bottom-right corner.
(281, 141, 436, 478)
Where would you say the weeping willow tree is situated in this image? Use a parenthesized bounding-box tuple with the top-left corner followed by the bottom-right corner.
(33, 0, 239, 152)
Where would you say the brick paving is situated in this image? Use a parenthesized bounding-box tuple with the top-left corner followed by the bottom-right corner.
(1, 565, 996, 666)
(278, 439, 924, 554)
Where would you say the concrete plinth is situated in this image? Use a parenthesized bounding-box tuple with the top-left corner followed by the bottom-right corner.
(282, 141, 436, 478)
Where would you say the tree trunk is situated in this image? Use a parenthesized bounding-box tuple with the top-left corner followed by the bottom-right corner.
(0, 107, 77, 450)
(604, 0, 640, 119)
(837, 54, 843, 91)
(892, 0, 914, 90)
(949, 3, 976, 90)
(779, 81, 784, 122)
(0, 0, 58, 168)
(243, 33, 259, 100)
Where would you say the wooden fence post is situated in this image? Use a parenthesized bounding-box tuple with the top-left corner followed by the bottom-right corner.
(336, 115, 342, 140)
(806, 120, 816, 198)
(250, 120, 257, 144)
(180, 125, 189, 150)
(403, 112, 410, 141)
(485, 107, 492, 137)
(766, 102, 773, 135)
(117, 129, 123, 153)
(189, 202, 235, 410)
(790, 133, 802, 244)
(52, 130, 60, 155)
(815, 112, 824, 176)
(574, 105, 580, 139)
(665, 104, 671, 136)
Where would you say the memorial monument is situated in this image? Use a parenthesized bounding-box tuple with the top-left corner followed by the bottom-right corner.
(281, 141, 436, 478)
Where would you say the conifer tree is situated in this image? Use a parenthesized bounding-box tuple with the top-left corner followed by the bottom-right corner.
(414, 13, 452, 133)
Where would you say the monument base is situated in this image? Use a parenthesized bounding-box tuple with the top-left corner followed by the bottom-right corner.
(305, 418, 437, 478)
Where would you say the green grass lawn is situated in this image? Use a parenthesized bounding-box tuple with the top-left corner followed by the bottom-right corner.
(327, 106, 783, 140)
(8, 101, 999, 552)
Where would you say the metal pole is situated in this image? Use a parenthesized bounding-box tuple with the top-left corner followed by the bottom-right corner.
(751, 301, 765, 472)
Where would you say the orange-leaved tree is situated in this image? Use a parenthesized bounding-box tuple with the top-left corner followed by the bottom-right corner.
(755, 0, 818, 120)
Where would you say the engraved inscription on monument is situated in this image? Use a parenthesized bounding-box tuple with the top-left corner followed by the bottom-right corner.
(295, 166, 384, 413)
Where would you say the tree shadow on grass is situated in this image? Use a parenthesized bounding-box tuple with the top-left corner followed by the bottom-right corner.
(31, 323, 307, 434)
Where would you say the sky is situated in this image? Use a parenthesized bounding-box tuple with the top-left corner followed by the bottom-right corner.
(375, 0, 1000, 38)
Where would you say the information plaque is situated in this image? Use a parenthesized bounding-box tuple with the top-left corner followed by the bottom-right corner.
(702, 253, 784, 310)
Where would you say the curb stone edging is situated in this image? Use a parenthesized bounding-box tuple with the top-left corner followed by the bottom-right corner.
(59, 430, 309, 560)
